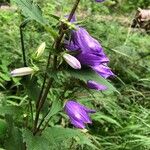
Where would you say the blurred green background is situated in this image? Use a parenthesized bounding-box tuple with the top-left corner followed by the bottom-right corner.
(0, 0, 150, 149)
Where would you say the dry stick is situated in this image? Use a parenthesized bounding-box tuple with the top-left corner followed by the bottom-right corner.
(33, 0, 81, 135)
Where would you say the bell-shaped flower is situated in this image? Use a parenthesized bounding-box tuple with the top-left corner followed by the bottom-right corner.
(87, 80, 107, 91)
(65, 27, 114, 79)
(65, 27, 109, 66)
(91, 64, 115, 79)
(63, 53, 81, 69)
(65, 100, 96, 128)
(10, 67, 34, 77)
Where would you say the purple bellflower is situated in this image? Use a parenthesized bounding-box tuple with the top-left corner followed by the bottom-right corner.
(65, 100, 96, 128)
(65, 27, 114, 79)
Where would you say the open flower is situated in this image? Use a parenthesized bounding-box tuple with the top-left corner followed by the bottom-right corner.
(65, 100, 96, 128)
(65, 27, 114, 78)
(65, 27, 109, 66)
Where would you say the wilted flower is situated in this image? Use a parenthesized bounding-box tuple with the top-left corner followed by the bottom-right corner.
(87, 80, 107, 91)
(10, 67, 34, 77)
(65, 27, 114, 78)
(65, 100, 96, 128)
(63, 53, 81, 69)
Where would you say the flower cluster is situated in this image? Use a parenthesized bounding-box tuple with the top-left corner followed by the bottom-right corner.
(64, 0, 115, 129)
(64, 27, 114, 79)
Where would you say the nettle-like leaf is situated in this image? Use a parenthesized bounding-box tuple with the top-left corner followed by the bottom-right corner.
(23, 127, 98, 150)
(13, 0, 47, 25)
(42, 127, 98, 149)
(22, 129, 50, 150)
(65, 69, 118, 92)
(13, 0, 58, 38)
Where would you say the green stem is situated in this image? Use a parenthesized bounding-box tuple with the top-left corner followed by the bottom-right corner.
(20, 19, 30, 67)
(20, 25, 27, 67)
(33, 0, 81, 135)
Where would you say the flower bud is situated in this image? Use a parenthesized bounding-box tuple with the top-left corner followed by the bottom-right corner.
(36, 42, 46, 58)
(63, 53, 81, 69)
(87, 80, 107, 91)
(10, 67, 34, 77)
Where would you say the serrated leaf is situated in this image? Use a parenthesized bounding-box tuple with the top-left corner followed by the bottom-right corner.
(43, 127, 98, 149)
(66, 69, 118, 92)
(22, 129, 50, 150)
(14, 0, 47, 25)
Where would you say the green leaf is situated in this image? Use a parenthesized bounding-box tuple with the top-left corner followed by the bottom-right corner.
(0, 106, 22, 116)
(92, 112, 122, 127)
(0, 119, 7, 140)
(0, 73, 10, 81)
(4, 127, 24, 150)
(4, 115, 23, 150)
(13, 0, 47, 25)
(66, 69, 118, 92)
(44, 100, 62, 122)
(13, 0, 57, 39)
(21, 76, 40, 101)
(22, 129, 50, 150)
(43, 127, 98, 149)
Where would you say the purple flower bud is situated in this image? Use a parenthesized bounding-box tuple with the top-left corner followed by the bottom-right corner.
(87, 80, 107, 91)
(63, 53, 81, 69)
(65, 100, 96, 128)
(95, 0, 105, 2)
(91, 64, 115, 79)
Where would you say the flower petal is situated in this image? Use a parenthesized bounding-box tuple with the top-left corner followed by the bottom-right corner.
(91, 64, 115, 79)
